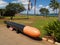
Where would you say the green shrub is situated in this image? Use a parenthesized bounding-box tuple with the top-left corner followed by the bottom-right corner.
(44, 20, 60, 42)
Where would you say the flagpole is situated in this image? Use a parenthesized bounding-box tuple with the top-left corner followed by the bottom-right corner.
(27, 0, 30, 19)
(58, 3, 60, 21)
(34, 0, 36, 15)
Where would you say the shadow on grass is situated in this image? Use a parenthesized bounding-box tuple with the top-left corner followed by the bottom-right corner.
(0, 18, 29, 20)
(13, 18, 29, 20)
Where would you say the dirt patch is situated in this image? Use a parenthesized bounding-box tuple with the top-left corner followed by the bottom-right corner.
(0, 25, 55, 45)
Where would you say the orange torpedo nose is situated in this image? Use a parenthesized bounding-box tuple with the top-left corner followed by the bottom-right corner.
(23, 26, 40, 38)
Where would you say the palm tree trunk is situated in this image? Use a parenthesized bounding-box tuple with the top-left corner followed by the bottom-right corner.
(27, 9, 29, 19)
(54, 9, 56, 17)
(0, 12, 1, 16)
(56, 9, 57, 15)
(34, 0, 36, 15)
(58, 3, 60, 21)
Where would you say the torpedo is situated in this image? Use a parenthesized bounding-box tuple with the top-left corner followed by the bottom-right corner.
(4, 21, 40, 38)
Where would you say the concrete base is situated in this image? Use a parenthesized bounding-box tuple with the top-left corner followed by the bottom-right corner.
(48, 39, 55, 44)
(55, 42, 60, 45)
(9, 27, 13, 31)
(42, 37, 48, 41)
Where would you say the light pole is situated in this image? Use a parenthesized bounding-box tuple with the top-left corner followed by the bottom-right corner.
(34, 0, 36, 15)
(27, 0, 29, 19)
(58, 0, 60, 21)
(58, 1, 60, 21)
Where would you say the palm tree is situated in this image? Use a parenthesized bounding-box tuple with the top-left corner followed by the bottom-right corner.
(49, 0, 59, 15)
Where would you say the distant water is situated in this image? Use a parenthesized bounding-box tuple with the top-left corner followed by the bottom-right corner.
(20, 13, 58, 16)
(37, 14, 58, 16)
(48, 14, 58, 16)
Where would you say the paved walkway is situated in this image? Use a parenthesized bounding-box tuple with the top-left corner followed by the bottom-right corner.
(0, 25, 55, 45)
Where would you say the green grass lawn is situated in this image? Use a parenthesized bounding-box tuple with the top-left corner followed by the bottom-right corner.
(0, 16, 58, 37)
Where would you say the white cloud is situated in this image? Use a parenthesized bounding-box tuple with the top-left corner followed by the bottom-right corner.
(39, 5, 50, 9)
(24, 6, 40, 14)
(0, 0, 8, 8)
(20, 0, 28, 5)
(0, 0, 56, 14)
(39, 5, 43, 8)
(46, 6, 49, 9)
(21, 4, 55, 14)
(12, 0, 29, 10)
(12, 0, 28, 5)
(38, 5, 55, 13)
(14, 0, 60, 14)
(24, 5, 28, 9)
(12, 1, 18, 3)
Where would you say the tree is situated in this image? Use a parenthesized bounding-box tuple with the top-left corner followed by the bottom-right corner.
(49, 0, 59, 15)
(39, 8, 49, 17)
(4, 3, 25, 20)
(0, 9, 4, 16)
(0, 9, 5, 16)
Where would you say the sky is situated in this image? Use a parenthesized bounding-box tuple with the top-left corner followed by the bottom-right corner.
(0, 0, 60, 14)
